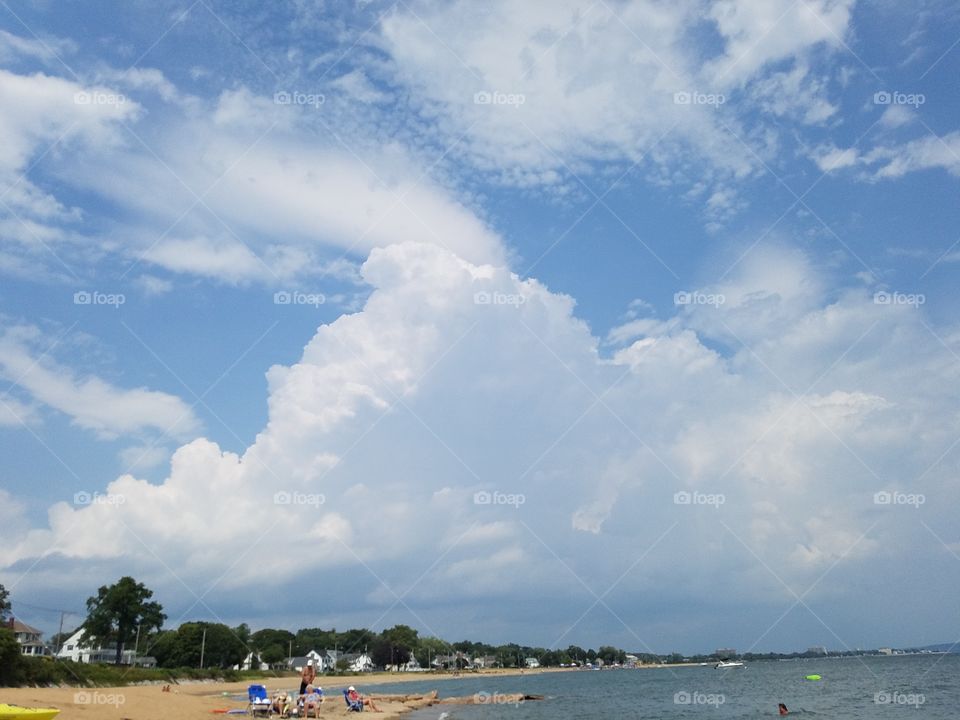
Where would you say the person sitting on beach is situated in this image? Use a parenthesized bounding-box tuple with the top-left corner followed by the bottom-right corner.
(347, 686, 381, 713)
(301, 686, 323, 718)
(778, 703, 789, 715)
(271, 691, 291, 717)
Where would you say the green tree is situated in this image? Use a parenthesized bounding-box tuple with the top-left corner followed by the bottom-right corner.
(252, 628, 295, 665)
(294, 627, 336, 656)
(174, 622, 246, 668)
(82, 576, 165, 665)
(414, 636, 448, 668)
(337, 628, 375, 654)
(150, 629, 180, 668)
(0, 628, 25, 685)
(0, 583, 10, 622)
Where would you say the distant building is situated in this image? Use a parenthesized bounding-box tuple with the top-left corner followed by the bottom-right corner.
(9, 619, 49, 656)
(807, 646, 828, 655)
(879, 647, 894, 656)
(286, 650, 328, 673)
(524, 657, 540, 669)
(55, 628, 152, 665)
(238, 652, 270, 671)
(715, 648, 737, 658)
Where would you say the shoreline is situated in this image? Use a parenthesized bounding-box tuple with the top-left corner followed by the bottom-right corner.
(0, 664, 707, 720)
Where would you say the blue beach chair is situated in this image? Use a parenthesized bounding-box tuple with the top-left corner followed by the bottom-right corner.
(343, 688, 363, 712)
(248, 685, 270, 717)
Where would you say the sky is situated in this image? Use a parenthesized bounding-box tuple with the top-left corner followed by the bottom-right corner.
(0, 0, 959, 657)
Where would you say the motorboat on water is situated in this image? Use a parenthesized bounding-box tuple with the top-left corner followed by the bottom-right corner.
(715, 660, 744, 668)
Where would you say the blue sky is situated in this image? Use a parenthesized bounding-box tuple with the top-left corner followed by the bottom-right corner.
(1, 0, 959, 656)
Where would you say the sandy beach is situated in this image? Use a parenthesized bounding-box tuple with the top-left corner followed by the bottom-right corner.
(0, 669, 563, 720)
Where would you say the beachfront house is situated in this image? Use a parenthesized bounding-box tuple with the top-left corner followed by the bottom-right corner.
(524, 657, 540, 669)
(343, 652, 374, 672)
(239, 652, 270, 671)
(287, 649, 328, 673)
(9, 619, 49, 656)
(400, 654, 422, 671)
(55, 628, 155, 665)
(472, 655, 497, 668)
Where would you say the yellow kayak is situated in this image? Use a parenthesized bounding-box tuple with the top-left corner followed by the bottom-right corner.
(0, 705, 60, 720)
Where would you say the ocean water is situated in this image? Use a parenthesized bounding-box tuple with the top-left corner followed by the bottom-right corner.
(363, 655, 960, 719)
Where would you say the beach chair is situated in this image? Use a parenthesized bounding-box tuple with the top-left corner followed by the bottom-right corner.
(343, 689, 363, 712)
(247, 685, 270, 717)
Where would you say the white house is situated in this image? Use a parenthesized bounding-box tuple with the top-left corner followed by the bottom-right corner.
(524, 657, 540, 669)
(346, 652, 374, 672)
(287, 650, 328, 673)
(56, 628, 146, 664)
(10, 620, 48, 656)
(238, 652, 270, 671)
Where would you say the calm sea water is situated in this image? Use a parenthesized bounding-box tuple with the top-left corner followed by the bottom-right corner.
(362, 655, 960, 719)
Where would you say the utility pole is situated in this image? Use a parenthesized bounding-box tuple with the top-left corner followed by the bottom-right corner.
(200, 628, 207, 669)
(134, 624, 142, 663)
(55, 612, 65, 657)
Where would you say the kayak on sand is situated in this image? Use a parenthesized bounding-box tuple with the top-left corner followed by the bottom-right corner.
(0, 704, 61, 720)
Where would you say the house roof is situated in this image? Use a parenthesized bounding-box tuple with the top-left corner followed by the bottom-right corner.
(11, 619, 42, 635)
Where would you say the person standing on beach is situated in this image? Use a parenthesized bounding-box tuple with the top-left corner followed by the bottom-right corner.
(300, 659, 316, 695)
